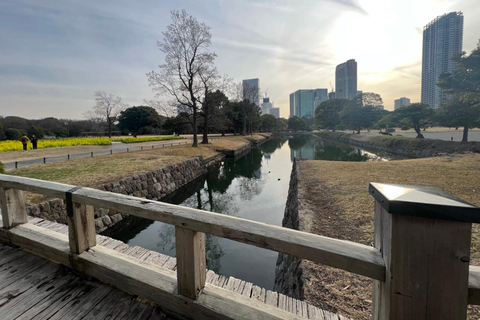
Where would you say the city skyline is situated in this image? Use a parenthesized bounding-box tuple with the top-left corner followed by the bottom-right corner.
(1, 0, 479, 119)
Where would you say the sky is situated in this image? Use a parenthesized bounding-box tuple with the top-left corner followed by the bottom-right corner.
(0, 0, 479, 119)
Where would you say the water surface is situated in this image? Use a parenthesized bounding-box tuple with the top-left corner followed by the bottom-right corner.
(109, 135, 396, 289)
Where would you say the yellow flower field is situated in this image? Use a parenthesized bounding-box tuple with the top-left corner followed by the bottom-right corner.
(0, 137, 111, 152)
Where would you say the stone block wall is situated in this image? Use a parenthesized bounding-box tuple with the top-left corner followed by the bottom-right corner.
(27, 157, 208, 233)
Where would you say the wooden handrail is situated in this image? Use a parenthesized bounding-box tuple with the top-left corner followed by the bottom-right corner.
(0, 174, 386, 281)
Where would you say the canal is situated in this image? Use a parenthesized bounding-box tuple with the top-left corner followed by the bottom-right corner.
(108, 134, 397, 290)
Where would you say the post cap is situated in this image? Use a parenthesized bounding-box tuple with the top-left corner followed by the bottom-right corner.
(369, 182, 480, 223)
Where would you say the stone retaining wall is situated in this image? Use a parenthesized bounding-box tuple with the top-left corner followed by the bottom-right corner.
(273, 158, 304, 298)
(27, 157, 208, 232)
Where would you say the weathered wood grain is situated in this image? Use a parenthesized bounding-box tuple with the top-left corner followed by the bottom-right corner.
(0, 187, 27, 228)
(67, 203, 96, 254)
(175, 226, 206, 299)
(372, 201, 471, 320)
(72, 186, 385, 281)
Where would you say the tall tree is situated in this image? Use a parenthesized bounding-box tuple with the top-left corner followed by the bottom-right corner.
(87, 91, 125, 138)
(437, 42, 480, 142)
(288, 116, 306, 132)
(117, 106, 162, 137)
(315, 98, 350, 130)
(389, 103, 434, 138)
(147, 10, 218, 147)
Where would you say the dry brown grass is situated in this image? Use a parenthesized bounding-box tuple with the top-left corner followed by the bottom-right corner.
(296, 154, 480, 319)
(9, 136, 267, 204)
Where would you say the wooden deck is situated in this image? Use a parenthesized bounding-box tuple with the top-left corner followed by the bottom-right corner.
(0, 242, 171, 319)
(25, 217, 352, 320)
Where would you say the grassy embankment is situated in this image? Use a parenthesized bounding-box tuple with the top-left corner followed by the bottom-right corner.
(296, 154, 480, 320)
(9, 134, 267, 203)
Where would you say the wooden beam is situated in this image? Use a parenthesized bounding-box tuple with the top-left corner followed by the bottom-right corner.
(0, 174, 74, 200)
(469, 266, 480, 305)
(67, 202, 96, 254)
(0, 187, 28, 229)
(372, 201, 471, 320)
(175, 227, 206, 299)
(0, 223, 306, 320)
(72, 187, 386, 281)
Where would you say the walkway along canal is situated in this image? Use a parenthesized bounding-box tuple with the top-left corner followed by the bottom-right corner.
(108, 134, 401, 290)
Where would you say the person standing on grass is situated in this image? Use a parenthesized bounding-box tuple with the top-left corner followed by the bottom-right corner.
(31, 135, 38, 149)
(19, 135, 30, 151)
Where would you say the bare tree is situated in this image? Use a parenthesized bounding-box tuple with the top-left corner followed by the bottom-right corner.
(142, 99, 175, 118)
(87, 91, 126, 138)
(147, 10, 217, 147)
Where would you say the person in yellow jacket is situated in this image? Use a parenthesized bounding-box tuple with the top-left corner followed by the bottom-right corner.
(19, 135, 30, 151)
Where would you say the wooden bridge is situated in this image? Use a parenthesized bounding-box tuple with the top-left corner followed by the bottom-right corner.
(1, 174, 480, 319)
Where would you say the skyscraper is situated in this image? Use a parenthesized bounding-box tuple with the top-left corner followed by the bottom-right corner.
(242, 78, 260, 107)
(335, 59, 357, 99)
(394, 97, 411, 110)
(421, 12, 463, 109)
(289, 89, 328, 118)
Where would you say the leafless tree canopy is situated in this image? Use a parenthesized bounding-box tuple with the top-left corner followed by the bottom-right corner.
(146, 10, 219, 146)
(86, 91, 126, 137)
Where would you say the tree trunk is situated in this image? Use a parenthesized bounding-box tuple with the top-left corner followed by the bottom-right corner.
(462, 126, 469, 142)
(414, 125, 424, 139)
(202, 108, 209, 144)
(108, 119, 112, 138)
(192, 108, 198, 147)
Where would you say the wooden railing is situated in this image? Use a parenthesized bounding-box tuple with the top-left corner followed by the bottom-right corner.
(0, 174, 479, 320)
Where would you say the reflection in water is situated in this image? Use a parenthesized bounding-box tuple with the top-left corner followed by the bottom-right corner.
(109, 134, 393, 289)
(289, 134, 390, 161)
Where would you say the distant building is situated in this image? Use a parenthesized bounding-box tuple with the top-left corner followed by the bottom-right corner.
(289, 89, 328, 118)
(260, 96, 273, 115)
(421, 12, 463, 109)
(328, 91, 336, 99)
(270, 108, 280, 118)
(335, 59, 357, 99)
(394, 97, 411, 110)
(242, 78, 260, 107)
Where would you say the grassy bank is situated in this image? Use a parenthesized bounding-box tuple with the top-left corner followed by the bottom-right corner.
(315, 131, 480, 157)
(10, 135, 266, 203)
(296, 154, 480, 319)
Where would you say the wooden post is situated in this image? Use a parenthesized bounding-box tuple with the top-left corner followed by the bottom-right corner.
(370, 182, 479, 320)
(66, 188, 96, 254)
(0, 187, 27, 229)
(175, 226, 206, 299)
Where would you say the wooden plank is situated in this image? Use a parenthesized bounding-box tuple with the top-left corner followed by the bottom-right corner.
(175, 226, 206, 299)
(48, 283, 112, 319)
(0, 265, 74, 319)
(0, 253, 48, 289)
(0, 174, 74, 200)
(81, 288, 130, 320)
(242, 281, 253, 297)
(14, 277, 89, 320)
(372, 201, 471, 320)
(251, 285, 265, 302)
(0, 187, 27, 228)
(265, 290, 278, 307)
(68, 202, 96, 254)
(72, 245, 307, 320)
(469, 265, 480, 305)
(73, 186, 385, 281)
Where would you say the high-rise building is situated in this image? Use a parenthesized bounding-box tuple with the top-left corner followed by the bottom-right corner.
(394, 97, 411, 110)
(242, 78, 260, 107)
(421, 12, 463, 109)
(335, 59, 357, 99)
(270, 108, 280, 118)
(260, 96, 273, 115)
(289, 89, 328, 118)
